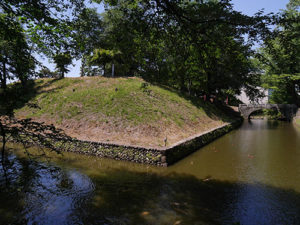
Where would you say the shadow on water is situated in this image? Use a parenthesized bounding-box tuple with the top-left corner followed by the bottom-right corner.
(1, 151, 300, 225)
(242, 119, 281, 130)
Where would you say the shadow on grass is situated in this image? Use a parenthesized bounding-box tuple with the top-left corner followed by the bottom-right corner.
(1, 77, 241, 124)
(1, 152, 300, 225)
(0, 78, 64, 116)
(151, 82, 241, 123)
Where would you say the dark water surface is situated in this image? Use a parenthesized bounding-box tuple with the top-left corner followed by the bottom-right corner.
(1, 120, 300, 225)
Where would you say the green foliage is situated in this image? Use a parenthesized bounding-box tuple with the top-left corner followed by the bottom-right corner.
(287, 0, 300, 10)
(72, 8, 103, 56)
(0, 0, 89, 94)
(85, 0, 272, 101)
(80, 55, 97, 77)
(38, 67, 59, 79)
(258, 0, 300, 105)
(0, 13, 35, 89)
(72, 7, 104, 76)
(0, 0, 280, 110)
(262, 109, 283, 120)
(53, 53, 72, 78)
(0, 0, 86, 57)
(12, 77, 233, 128)
(88, 48, 122, 76)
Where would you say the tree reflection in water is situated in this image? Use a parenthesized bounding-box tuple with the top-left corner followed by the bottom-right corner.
(1, 151, 300, 225)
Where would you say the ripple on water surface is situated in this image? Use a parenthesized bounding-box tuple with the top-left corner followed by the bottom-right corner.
(1, 119, 300, 224)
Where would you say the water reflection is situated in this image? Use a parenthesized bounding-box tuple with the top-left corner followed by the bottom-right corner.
(0, 120, 300, 224)
(0, 154, 95, 225)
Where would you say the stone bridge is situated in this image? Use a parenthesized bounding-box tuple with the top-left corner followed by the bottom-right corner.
(239, 104, 298, 120)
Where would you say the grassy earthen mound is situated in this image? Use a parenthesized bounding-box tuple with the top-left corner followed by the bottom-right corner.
(13, 77, 234, 148)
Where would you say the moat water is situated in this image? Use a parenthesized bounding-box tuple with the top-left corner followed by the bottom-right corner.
(1, 119, 300, 225)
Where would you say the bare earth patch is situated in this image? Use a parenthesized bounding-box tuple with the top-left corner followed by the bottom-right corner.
(25, 115, 225, 148)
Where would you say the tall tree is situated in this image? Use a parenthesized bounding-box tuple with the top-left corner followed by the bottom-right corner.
(92, 0, 271, 99)
(0, 0, 85, 55)
(0, 13, 35, 89)
(259, 0, 300, 105)
(0, 0, 86, 166)
(53, 52, 72, 78)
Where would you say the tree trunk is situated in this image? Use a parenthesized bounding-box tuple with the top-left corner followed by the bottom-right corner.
(0, 121, 9, 185)
(80, 57, 86, 77)
(103, 63, 106, 76)
(112, 63, 115, 77)
(188, 78, 192, 96)
(179, 70, 186, 93)
(206, 72, 212, 96)
(1, 60, 7, 89)
(0, 122, 5, 161)
(19, 75, 27, 87)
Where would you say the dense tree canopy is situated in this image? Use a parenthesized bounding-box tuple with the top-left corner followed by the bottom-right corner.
(0, 0, 297, 104)
(258, 0, 300, 105)
(0, 14, 35, 89)
(0, 0, 86, 89)
(81, 0, 272, 100)
(53, 52, 73, 78)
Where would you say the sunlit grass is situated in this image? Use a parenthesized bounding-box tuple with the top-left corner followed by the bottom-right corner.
(7, 76, 235, 147)
(13, 77, 230, 126)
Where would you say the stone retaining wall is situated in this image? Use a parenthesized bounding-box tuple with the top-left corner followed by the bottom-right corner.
(8, 118, 243, 167)
(164, 119, 242, 165)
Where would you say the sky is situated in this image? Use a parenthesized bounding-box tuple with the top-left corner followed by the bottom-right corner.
(42, 0, 290, 78)
(231, 0, 289, 15)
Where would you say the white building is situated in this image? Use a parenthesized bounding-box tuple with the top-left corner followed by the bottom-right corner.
(237, 88, 269, 104)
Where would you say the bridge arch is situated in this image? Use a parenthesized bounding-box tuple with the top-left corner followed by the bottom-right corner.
(248, 108, 264, 119)
(238, 104, 298, 120)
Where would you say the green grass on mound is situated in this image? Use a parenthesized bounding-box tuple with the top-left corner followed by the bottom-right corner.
(4, 77, 235, 147)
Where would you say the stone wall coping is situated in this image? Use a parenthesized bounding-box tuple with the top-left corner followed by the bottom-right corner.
(239, 103, 297, 107)
(67, 122, 236, 153)
(164, 123, 231, 150)
(8, 118, 242, 166)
